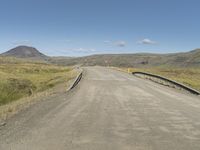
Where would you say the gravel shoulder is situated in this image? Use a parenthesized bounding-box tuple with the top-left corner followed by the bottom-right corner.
(0, 67, 200, 150)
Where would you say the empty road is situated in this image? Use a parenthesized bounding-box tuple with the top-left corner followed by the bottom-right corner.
(1, 67, 200, 150)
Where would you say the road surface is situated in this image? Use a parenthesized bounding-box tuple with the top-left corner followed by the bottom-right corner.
(1, 67, 200, 150)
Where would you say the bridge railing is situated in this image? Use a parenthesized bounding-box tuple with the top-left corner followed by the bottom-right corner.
(132, 71, 200, 95)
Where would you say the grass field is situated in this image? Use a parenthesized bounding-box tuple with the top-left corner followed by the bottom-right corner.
(0, 57, 76, 105)
(119, 67, 200, 92)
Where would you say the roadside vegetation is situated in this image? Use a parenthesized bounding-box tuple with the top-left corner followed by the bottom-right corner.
(0, 57, 76, 106)
(119, 67, 200, 92)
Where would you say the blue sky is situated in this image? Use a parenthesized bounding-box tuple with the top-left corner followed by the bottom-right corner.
(0, 0, 199, 56)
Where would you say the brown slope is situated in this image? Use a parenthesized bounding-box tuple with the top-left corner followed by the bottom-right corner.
(1, 46, 48, 60)
(49, 49, 200, 67)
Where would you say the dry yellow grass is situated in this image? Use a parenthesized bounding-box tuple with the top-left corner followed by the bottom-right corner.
(0, 57, 77, 105)
(0, 81, 75, 121)
(0, 57, 79, 120)
(117, 67, 200, 92)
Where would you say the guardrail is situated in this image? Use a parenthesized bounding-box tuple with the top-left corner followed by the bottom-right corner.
(69, 71, 83, 90)
(132, 72, 200, 95)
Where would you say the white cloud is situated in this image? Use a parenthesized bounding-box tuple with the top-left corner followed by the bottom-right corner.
(104, 40, 126, 47)
(114, 41, 126, 47)
(58, 39, 71, 43)
(137, 38, 157, 45)
(65, 40, 71, 43)
(104, 40, 111, 44)
(66, 48, 96, 53)
(12, 40, 32, 46)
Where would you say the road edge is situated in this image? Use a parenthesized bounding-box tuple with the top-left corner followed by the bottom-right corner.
(132, 71, 200, 95)
(67, 69, 83, 91)
(110, 67, 200, 96)
(0, 69, 83, 128)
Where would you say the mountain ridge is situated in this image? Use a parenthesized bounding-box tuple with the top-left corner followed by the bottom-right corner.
(1, 46, 48, 59)
(49, 49, 200, 67)
(1, 46, 200, 67)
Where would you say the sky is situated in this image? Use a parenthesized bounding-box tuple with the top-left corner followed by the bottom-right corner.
(0, 0, 199, 56)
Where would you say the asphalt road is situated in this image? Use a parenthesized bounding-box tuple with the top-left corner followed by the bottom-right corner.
(1, 67, 200, 150)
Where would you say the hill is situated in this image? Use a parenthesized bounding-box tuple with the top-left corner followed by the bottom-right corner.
(1, 46, 48, 60)
(49, 49, 200, 68)
(1, 46, 200, 67)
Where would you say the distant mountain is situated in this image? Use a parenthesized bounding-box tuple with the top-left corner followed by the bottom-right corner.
(1, 46, 200, 67)
(49, 49, 200, 67)
(1, 46, 48, 60)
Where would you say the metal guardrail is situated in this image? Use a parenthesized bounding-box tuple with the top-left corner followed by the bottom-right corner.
(0, 121, 6, 127)
(69, 71, 83, 90)
(132, 72, 200, 95)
